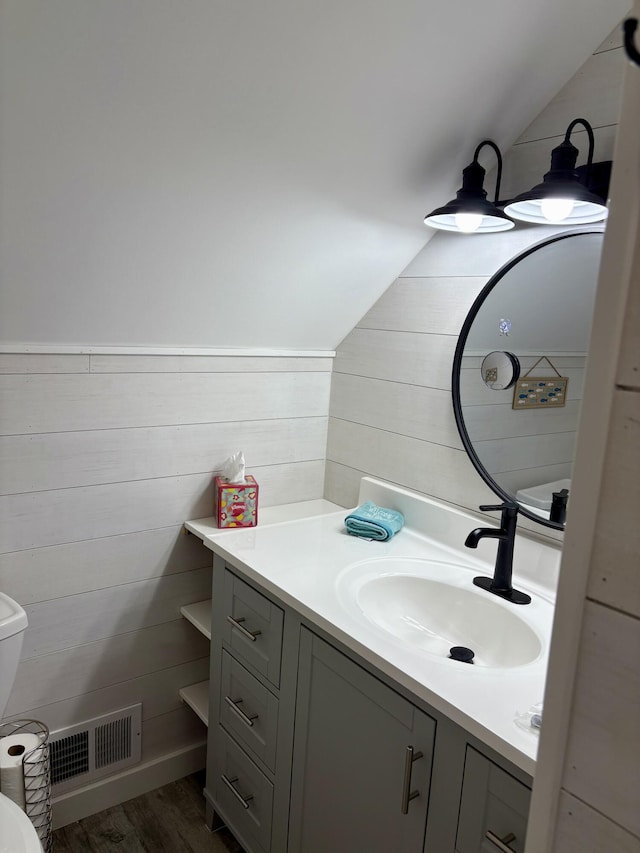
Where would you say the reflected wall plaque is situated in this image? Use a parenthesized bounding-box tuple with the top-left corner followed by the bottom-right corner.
(512, 377, 568, 408)
(512, 355, 568, 410)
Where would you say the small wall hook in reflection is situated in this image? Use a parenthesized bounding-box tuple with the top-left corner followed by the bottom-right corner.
(624, 18, 640, 67)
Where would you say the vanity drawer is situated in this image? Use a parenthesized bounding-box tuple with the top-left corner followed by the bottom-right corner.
(220, 650, 279, 772)
(215, 728, 274, 853)
(222, 570, 284, 687)
(456, 747, 531, 853)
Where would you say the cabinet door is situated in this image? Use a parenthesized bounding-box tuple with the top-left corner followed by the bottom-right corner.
(289, 629, 435, 853)
(456, 747, 530, 853)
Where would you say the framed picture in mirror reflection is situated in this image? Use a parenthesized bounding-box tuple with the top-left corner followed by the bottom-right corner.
(512, 376, 568, 409)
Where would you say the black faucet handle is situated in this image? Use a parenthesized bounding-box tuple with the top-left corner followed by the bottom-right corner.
(479, 501, 518, 513)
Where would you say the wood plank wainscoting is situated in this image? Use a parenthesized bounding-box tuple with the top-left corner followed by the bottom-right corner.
(0, 349, 332, 827)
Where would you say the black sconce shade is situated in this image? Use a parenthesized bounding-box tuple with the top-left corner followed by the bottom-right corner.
(504, 118, 608, 225)
(424, 141, 514, 234)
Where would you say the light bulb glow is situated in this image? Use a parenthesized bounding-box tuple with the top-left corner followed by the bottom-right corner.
(454, 212, 483, 233)
(540, 197, 575, 223)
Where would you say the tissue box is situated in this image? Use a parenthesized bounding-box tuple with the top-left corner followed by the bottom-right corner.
(215, 475, 259, 528)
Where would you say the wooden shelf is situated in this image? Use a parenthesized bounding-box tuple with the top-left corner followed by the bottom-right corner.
(179, 680, 210, 726)
(180, 599, 212, 640)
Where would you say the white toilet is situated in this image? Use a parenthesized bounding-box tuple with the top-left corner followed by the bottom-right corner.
(0, 592, 44, 853)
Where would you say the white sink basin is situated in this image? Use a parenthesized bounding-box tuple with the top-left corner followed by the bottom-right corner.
(336, 557, 544, 668)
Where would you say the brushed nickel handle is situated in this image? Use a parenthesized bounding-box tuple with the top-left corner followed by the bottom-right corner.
(221, 774, 254, 810)
(400, 746, 423, 814)
(227, 615, 262, 642)
(224, 695, 259, 727)
(486, 830, 517, 852)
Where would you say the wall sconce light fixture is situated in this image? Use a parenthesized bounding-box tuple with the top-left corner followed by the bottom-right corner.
(424, 140, 514, 234)
(504, 118, 608, 225)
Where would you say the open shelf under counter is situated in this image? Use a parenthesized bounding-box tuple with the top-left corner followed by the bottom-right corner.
(180, 499, 344, 733)
(179, 680, 210, 727)
(181, 599, 212, 640)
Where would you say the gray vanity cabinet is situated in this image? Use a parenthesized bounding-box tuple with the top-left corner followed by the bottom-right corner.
(456, 747, 530, 853)
(203, 560, 532, 853)
(288, 628, 436, 853)
(206, 564, 291, 853)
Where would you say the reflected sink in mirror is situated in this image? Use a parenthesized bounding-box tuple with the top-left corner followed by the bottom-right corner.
(336, 557, 547, 669)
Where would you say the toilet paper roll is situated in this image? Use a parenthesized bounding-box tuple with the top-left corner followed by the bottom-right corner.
(0, 733, 41, 811)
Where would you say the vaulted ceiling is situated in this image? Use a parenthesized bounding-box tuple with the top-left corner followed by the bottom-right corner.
(0, 1, 630, 349)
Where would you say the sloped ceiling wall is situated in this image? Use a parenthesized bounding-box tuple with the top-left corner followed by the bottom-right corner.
(0, 0, 630, 349)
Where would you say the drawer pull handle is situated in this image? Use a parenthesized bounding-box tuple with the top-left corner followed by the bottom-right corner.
(221, 774, 254, 810)
(400, 745, 423, 814)
(227, 615, 262, 642)
(225, 695, 259, 727)
(486, 830, 517, 852)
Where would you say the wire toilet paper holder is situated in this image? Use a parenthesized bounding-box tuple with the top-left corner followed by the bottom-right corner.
(0, 718, 52, 853)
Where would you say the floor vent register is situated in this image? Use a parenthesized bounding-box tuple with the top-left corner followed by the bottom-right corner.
(49, 704, 142, 794)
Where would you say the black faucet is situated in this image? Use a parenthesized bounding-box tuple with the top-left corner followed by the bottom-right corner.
(465, 502, 531, 605)
(550, 488, 569, 525)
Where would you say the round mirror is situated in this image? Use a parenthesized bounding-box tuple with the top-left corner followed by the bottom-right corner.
(452, 229, 604, 529)
(480, 351, 521, 390)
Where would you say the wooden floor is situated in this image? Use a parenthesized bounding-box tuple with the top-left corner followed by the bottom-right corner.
(53, 773, 245, 852)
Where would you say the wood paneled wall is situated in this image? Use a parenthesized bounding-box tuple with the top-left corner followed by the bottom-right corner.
(325, 28, 623, 546)
(0, 352, 330, 795)
(548, 19, 640, 849)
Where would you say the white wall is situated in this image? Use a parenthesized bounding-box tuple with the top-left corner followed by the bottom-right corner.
(325, 29, 624, 546)
(0, 351, 330, 817)
(0, 1, 627, 350)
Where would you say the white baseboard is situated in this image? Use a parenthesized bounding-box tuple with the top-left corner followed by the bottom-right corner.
(51, 741, 207, 830)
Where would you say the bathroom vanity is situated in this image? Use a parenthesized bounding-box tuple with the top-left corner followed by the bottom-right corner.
(175, 227, 606, 852)
(185, 477, 559, 853)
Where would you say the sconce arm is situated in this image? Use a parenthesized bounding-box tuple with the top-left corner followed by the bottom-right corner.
(564, 118, 595, 167)
(472, 140, 504, 205)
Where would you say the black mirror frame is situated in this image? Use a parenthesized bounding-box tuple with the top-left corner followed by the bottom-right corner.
(451, 228, 603, 531)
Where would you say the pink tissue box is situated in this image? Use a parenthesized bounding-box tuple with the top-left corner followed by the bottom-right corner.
(214, 475, 259, 528)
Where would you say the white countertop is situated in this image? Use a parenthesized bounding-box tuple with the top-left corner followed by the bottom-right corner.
(185, 498, 342, 539)
(197, 479, 560, 776)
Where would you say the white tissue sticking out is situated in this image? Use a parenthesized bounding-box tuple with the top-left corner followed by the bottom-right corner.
(222, 451, 247, 484)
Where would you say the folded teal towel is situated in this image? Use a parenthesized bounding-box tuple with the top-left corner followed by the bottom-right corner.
(344, 501, 405, 541)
